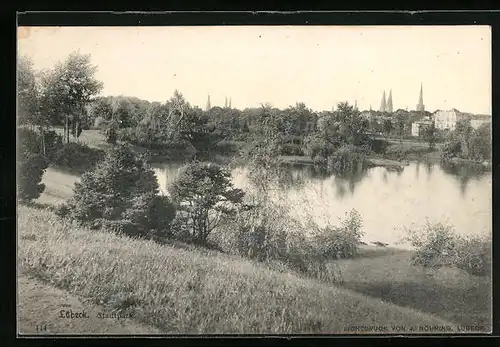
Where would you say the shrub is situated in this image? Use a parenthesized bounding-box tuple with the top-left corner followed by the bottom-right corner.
(453, 235, 491, 276)
(310, 209, 364, 259)
(56, 144, 175, 239)
(51, 142, 105, 174)
(17, 127, 49, 202)
(403, 221, 491, 277)
(168, 162, 245, 245)
(281, 143, 304, 156)
(99, 119, 119, 144)
(121, 194, 177, 239)
(212, 192, 358, 282)
(385, 146, 406, 161)
(43, 130, 64, 159)
(368, 138, 389, 154)
(18, 127, 42, 154)
(18, 151, 48, 202)
(327, 145, 367, 173)
(302, 134, 334, 160)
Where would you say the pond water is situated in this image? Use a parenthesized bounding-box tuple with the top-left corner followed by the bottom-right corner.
(152, 161, 492, 248)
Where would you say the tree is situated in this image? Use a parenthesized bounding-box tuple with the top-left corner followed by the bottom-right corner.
(56, 144, 175, 237)
(334, 102, 368, 146)
(39, 52, 103, 143)
(89, 96, 114, 125)
(468, 123, 491, 161)
(422, 122, 437, 150)
(168, 162, 245, 245)
(17, 56, 39, 126)
(18, 56, 56, 156)
(382, 118, 394, 140)
(394, 112, 407, 144)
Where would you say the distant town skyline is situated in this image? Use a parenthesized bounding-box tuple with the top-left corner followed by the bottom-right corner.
(18, 26, 491, 114)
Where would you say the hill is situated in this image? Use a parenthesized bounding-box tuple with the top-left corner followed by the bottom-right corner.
(18, 205, 457, 334)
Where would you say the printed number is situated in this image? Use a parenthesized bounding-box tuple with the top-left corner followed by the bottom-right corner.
(35, 324, 48, 333)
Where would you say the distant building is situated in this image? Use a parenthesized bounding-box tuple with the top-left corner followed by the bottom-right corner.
(379, 91, 387, 112)
(433, 109, 491, 131)
(386, 90, 393, 113)
(416, 83, 425, 112)
(433, 109, 461, 130)
(205, 94, 212, 111)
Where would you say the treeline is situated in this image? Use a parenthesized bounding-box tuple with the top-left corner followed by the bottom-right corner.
(441, 119, 491, 163)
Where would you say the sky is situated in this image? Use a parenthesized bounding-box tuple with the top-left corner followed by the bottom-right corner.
(18, 25, 491, 114)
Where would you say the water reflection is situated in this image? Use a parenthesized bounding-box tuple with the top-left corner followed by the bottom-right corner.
(425, 162, 434, 179)
(152, 160, 491, 246)
(439, 161, 488, 197)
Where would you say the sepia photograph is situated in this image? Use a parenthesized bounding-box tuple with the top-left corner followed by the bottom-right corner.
(17, 23, 492, 335)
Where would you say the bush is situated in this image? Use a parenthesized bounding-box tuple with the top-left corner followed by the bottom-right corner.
(56, 144, 175, 239)
(51, 142, 105, 174)
(327, 145, 367, 173)
(281, 143, 304, 156)
(384, 146, 406, 161)
(121, 194, 177, 239)
(403, 221, 491, 277)
(368, 138, 389, 154)
(17, 127, 49, 202)
(18, 152, 48, 202)
(302, 134, 334, 160)
(310, 209, 364, 259)
(212, 194, 360, 283)
(43, 130, 64, 159)
(214, 197, 313, 273)
(99, 119, 119, 144)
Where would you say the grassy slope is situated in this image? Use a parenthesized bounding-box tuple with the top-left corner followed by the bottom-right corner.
(18, 271, 162, 335)
(334, 247, 491, 328)
(19, 205, 459, 334)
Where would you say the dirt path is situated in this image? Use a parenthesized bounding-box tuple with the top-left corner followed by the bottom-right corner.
(18, 270, 163, 335)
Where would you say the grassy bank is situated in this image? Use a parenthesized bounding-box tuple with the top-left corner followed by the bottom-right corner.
(335, 247, 491, 328)
(19, 205, 459, 334)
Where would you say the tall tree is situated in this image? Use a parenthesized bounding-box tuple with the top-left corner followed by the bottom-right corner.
(17, 56, 39, 127)
(39, 52, 103, 143)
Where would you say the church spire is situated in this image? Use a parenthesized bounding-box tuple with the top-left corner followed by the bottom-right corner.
(206, 94, 211, 111)
(387, 89, 393, 113)
(380, 90, 387, 112)
(416, 83, 425, 112)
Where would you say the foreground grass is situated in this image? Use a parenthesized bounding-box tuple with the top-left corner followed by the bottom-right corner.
(19, 205, 458, 334)
(333, 247, 491, 328)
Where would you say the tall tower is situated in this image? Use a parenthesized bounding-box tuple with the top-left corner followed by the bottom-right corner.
(380, 90, 387, 112)
(416, 83, 425, 112)
(229, 97, 232, 108)
(387, 89, 393, 113)
(224, 97, 228, 108)
(206, 94, 211, 111)
(354, 100, 358, 110)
